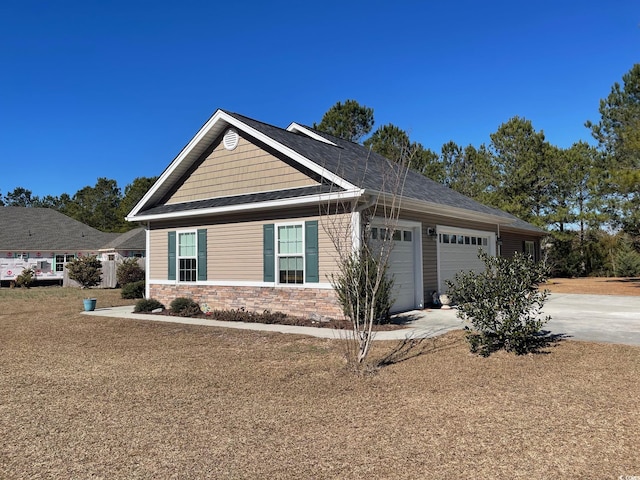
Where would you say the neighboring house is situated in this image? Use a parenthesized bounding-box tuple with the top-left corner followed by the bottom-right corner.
(97, 227, 146, 262)
(0, 207, 145, 284)
(127, 109, 546, 318)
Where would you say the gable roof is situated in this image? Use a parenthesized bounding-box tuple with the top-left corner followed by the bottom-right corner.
(99, 227, 146, 251)
(0, 207, 132, 251)
(127, 109, 544, 234)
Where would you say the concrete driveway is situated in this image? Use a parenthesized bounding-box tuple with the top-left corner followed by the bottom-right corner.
(542, 293, 640, 346)
(408, 293, 640, 346)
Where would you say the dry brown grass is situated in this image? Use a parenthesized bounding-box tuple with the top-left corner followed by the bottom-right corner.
(545, 276, 640, 296)
(1, 286, 639, 479)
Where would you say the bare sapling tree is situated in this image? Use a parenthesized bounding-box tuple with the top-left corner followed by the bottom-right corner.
(321, 145, 414, 368)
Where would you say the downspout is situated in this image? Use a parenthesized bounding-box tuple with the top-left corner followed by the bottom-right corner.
(497, 223, 501, 257)
(145, 222, 151, 299)
(350, 195, 376, 251)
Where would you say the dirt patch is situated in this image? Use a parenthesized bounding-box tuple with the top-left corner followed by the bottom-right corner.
(1, 287, 639, 478)
(544, 277, 640, 296)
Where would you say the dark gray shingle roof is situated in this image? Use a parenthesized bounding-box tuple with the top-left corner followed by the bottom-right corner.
(141, 184, 338, 216)
(134, 109, 543, 235)
(225, 112, 544, 233)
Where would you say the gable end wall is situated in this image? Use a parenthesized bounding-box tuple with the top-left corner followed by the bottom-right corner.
(166, 134, 319, 205)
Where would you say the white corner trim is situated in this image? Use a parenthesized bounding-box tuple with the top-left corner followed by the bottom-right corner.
(145, 225, 151, 299)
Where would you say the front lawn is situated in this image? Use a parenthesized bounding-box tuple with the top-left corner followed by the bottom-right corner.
(1, 287, 638, 478)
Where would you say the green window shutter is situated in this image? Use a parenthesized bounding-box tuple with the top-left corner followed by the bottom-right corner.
(197, 229, 207, 281)
(263, 224, 275, 282)
(168, 231, 176, 281)
(305, 220, 319, 283)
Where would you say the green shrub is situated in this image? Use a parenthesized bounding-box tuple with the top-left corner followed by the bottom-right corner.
(116, 258, 145, 286)
(331, 248, 394, 325)
(121, 280, 145, 299)
(208, 308, 292, 324)
(170, 297, 202, 317)
(134, 298, 165, 312)
(15, 267, 35, 288)
(66, 255, 102, 289)
(447, 251, 551, 356)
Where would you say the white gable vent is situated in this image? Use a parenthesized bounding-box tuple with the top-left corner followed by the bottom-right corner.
(223, 128, 239, 150)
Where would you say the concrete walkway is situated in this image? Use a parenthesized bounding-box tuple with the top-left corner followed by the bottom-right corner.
(82, 305, 464, 341)
(82, 293, 640, 345)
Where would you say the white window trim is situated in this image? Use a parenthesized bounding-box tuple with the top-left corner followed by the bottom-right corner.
(524, 240, 535, 258)
(149, 279, 334, 289)
(177, 229, 198, 283)
(275, 221, 306, 285)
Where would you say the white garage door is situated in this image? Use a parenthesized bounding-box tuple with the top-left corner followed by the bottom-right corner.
(370, 224, 421, 313)
(438, 227, 495, 293)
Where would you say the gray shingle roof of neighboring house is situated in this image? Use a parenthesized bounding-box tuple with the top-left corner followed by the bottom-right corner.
(99, 227, 146, 251)
(0, 207, 127, 251)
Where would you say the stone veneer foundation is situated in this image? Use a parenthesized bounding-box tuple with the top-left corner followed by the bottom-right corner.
(150, 284, 344, 319)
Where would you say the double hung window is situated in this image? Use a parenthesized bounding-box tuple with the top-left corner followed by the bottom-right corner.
(277, 224, 304, 284)
(263, 221, 318, 285)
(178, 231, 197, 282)
(168, 229, 206, 282)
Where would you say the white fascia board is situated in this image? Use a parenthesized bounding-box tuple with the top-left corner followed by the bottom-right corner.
(381, 194, 516, 226)
(127, 109, 229, 219)
(128, 188, 364, 222)
(286, 123, 337, 146)
(127, 111, 355, 220)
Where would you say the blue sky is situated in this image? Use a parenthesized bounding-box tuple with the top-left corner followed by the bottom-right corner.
(1, 0, 638, 199)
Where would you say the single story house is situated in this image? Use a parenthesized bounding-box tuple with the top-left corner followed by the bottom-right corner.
(98, 227, 146, 262)
(0, 207, 145, 284)
(127, 109, 545, 318)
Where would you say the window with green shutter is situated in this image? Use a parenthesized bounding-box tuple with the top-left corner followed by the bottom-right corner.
(263, 224, 275, 282)
(197, 229, 207, 281)
(169, 229, 207, 282)
(266, 221, 319, 284)
(168, 231, 176, 280)
(305, 220, 319, 283)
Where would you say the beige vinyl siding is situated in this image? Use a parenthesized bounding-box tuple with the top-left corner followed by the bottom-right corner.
(147, 211, 347, 282)
(149, 228, 169, 279)
(167, 136, 318, 204)
(500, 231, 541, 259)
(422, 230, 437, 297)
(209, 222, 262, 281)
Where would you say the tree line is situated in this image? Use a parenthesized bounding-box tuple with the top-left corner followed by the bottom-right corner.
(313, 64, 640, 277)
(3, 64, 639, 276)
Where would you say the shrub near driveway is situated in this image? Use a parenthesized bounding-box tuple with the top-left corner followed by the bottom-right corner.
(448, 251, 551, 356)
(1, 288, 639, 478)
